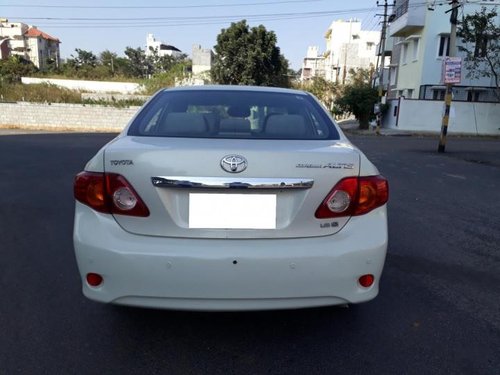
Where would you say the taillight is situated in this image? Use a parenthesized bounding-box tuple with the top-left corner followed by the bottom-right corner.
(74, 172, 107, 213)
(74, 172, 150, 217)
(355, 175, 389, 216)
(315, 175, 388, 218)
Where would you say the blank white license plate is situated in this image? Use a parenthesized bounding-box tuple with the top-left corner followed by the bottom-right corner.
(189, 193, 277, 229)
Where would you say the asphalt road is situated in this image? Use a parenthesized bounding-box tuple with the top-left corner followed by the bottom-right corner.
(1, 133, 499, 375)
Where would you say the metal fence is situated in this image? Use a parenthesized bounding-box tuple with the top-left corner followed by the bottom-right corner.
(419, 85, 499, 103)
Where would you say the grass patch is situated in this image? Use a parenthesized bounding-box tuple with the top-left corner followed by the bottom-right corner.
(0, 83, 146, 107)
(0, 83, 82, 103)
(82, 98, 146, 107)
(33, 71, 144, 83)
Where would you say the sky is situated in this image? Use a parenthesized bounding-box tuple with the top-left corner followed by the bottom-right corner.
(1, 0, 383, 69)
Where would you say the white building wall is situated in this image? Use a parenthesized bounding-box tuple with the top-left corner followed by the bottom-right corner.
(383, 97, 500, 135)
(0, 21, 29, 60)
(301, 46, 325, 81)
(26, 37, 40, 67)
(192, 44, 213, 75)
(0, 21, 27, 39)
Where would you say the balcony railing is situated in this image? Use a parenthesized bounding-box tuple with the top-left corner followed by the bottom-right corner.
(394, 0, 409, 20)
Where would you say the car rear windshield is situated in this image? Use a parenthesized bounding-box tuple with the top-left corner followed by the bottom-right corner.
(127, 89, 340, 140)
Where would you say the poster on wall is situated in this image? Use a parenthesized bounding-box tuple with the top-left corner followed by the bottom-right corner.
(443, 57, 462, 84)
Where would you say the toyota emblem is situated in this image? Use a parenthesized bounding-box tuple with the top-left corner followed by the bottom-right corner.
(220, 155, 247, 173)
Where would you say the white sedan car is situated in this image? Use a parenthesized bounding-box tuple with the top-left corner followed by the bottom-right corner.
(73, 85, 388, 311)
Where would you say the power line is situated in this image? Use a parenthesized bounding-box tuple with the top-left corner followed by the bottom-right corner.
(7, 8, 381, 30)
(5, 1, 475, 30)
(0, 0, 326, 9)
(4, 1, 453, 24)
(365, 11, 382, 31)
(6, 8, 378, 22)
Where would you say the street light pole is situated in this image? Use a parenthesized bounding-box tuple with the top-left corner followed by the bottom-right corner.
(438, 0, 460, 153)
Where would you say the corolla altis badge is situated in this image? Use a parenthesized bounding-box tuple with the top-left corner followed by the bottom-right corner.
(221, 155, 247, 173)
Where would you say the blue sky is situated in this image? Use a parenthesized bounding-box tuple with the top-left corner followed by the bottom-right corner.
(2, 0, 382, 69)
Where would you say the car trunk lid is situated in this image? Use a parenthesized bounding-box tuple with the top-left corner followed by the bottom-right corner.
(104, 136, 360, 239)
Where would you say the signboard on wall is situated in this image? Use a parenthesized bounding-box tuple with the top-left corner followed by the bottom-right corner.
(443, 57, 462, 84)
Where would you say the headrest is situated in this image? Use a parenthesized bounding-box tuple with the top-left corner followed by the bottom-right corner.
(265, 114, 307, 138)
(227, 105, 250, 118)
(158, 113, 208, 135)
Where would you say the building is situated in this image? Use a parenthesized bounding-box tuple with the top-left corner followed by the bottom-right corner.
(0, 19, 60, 70)
(324, 19, 380, 83)
(301, 20, 380, 83)
(191, 44, 213, 75)
(24, 27, 61, 70)
(385, 0, 500, 101)
(174, 44, 214, 86)
(300, 46, 325, 81)
(145, 33, 183, 58)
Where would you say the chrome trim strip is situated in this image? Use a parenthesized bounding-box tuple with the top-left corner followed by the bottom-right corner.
(151, 176, 314, 190)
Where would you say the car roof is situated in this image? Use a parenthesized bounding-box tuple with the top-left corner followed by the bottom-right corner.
(162, 85, 309, 96)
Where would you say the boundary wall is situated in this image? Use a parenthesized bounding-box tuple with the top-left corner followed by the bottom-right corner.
(382, 98, 500, 136)
(0, 102, 140, 131)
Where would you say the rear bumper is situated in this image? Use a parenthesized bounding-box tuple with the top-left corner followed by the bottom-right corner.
(73, 203, 388, 311)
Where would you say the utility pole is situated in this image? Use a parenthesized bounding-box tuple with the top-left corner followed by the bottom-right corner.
(342, 19, 353, 85)
(438, 0, 460, 153)
(374, 0, 392, 135)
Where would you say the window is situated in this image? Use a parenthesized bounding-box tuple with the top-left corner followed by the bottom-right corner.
(412, 39, 420, 61)
(438, 35, 450, 57)
(467, 91, 481, 102)
(401, 43, 408, 64)
(474, 34, 488, 58)
(389, 67, 397, 86)
(407, 89, 414, 98)
(432, 89, 445, 100)
(128, 90, 339, 140)
(366, 42, 374, 50)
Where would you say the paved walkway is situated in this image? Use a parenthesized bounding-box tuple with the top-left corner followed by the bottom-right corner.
(338, 119, 431, 137)
(337, 119, 500, 139)
(340, 120, 500, 168)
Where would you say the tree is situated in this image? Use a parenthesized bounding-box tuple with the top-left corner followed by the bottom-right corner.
(458, 7, 500, 101)
(302, 77, 340, 112)
(211, 20, 289, 87)
(0, 56, 38, 83)
(69, 48, 98, 68)
(336, 68, 378, 129)
(61, 48, 100, 78)
(99, 50, 118, 75)
(124, 47, 150, 78)
(145, 47, 190, 75)
(142, 62, 191, 94)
